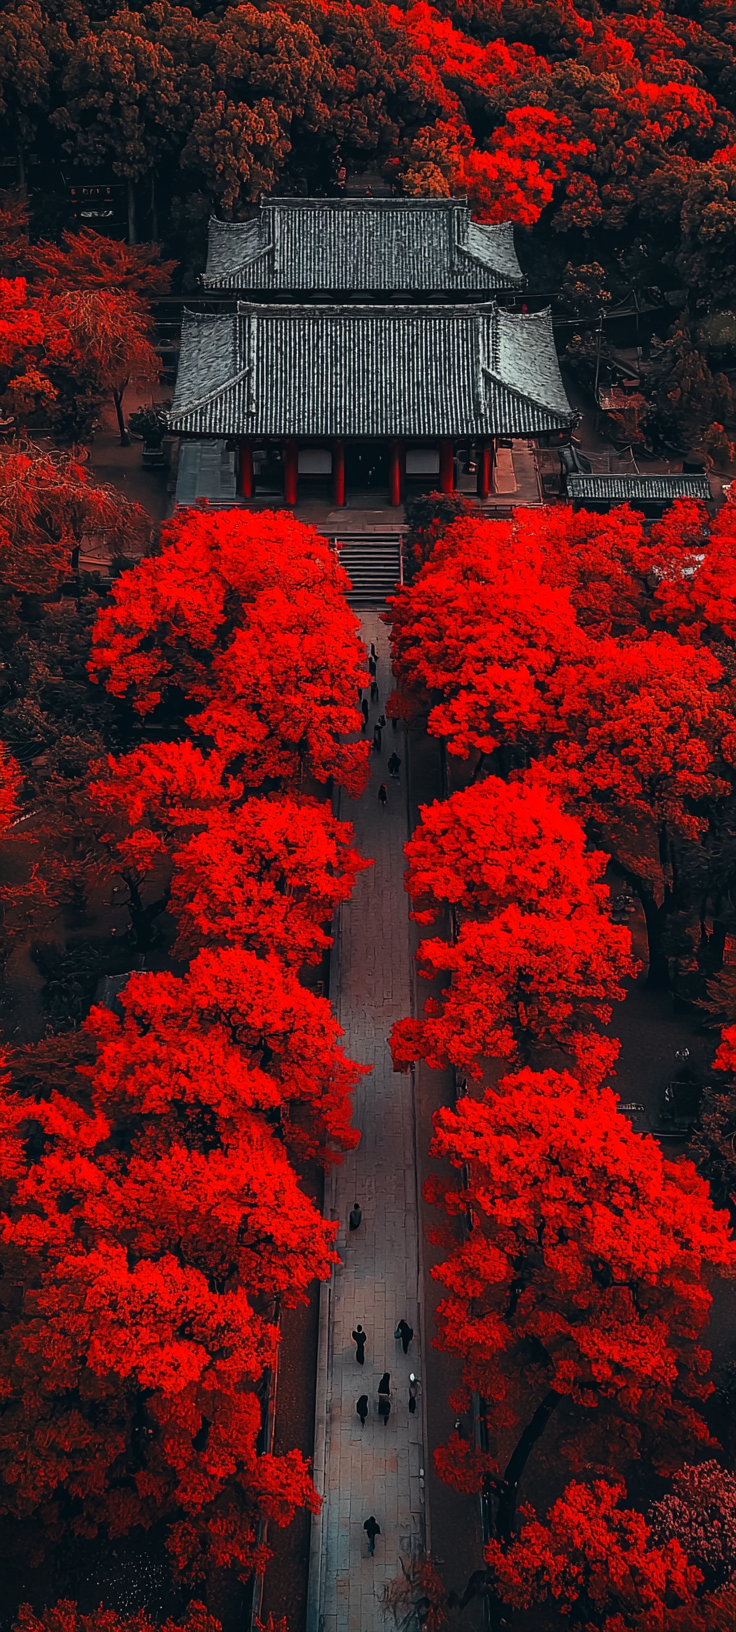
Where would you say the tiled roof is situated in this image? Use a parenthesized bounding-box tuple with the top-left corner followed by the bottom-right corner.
(202, 197, 524, 292)
(169, 302, 573, 439)
(566, 474, 712, 502)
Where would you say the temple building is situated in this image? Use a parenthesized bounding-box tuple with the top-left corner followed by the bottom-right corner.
(169, 196, 575, 507)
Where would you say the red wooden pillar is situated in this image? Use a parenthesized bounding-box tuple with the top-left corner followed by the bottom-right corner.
(439, 438, 454, 494)
(477, 441, 492, 500)
(389, 438, 404, 507)
(333, 438, 345, 507)
(237, 438, 254, 498)
(283, 438, 298, 506)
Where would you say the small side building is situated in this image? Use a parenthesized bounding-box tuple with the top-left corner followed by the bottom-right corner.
(565, 473, 713, 516)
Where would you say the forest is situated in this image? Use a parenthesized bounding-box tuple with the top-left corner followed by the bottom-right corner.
(2, 0, 736, 454)
(3, 0, 736, 1627)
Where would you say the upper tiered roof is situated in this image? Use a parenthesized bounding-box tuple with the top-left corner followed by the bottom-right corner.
(202, 197, 525, 294)
(169, 301, 572, 439)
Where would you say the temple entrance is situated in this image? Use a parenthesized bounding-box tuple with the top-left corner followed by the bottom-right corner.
(345, 442, 390, 492)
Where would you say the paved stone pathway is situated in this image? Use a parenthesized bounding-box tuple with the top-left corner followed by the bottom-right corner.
(308, 612, 426, 1632)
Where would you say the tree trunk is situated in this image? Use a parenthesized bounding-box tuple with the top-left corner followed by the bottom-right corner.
(494, 1390, 561, 1542)
(150, 172, 158, 241)
(127, 176, 137, 245)
(638, 886, 670, 990)
(113, 387, 129, 447)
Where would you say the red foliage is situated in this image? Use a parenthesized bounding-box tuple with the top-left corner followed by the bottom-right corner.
(392, 907, 633, 1080)
(91, 744, 370, 962)
(85, 946, 362, 1163)
(29, 229, 176, 297)
(534, 633, 729, 848)
(387, 513, 585, 756)
(0, 443, 148, 593)
(89, 508, 369, 796)
(394, 774, 634, 1080)
(427, 1067, 735, 1494)
(403, 776, 609, 925)
(0, 944, 355, 1574)
(15, 1606, 219, 1632)
(0, 742, 20, 833)
(484, 1479, 700, 1623)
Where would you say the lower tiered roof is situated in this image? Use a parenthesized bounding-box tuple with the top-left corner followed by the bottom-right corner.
(168, 302, 574, 440)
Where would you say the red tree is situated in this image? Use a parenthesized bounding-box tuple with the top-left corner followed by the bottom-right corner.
(29, 228, 176, 297)
(91, 744, 370, 962)
(392, 908, 633, 1082)
(426, 1067, 735, 1535)
(0, 942, 362, 1575)
(15, 1606, 220, 1632)
(89, 509, 369, 796)
(403, 776, 609, 925)
(387, 513, 585, 759)
(394, 774, 633, 1082)
(0, 741, 20, 832)
(0, 443, 148, 592)
(484, 1479, 700, 1624)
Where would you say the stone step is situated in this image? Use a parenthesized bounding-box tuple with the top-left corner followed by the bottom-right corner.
(330, 534, 404, 605)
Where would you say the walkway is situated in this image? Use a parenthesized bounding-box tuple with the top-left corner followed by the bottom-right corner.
(308, 612, 426, 1632)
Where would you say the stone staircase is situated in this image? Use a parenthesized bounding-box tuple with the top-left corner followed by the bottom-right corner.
(327, 531, 404, 606)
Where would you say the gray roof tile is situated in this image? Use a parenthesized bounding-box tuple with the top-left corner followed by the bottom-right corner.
(169, 302, 573, 439)
(203, 197, 524, 292)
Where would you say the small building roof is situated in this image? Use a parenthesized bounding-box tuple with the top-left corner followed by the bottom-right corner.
(169, 302, 573, 440)
(566, 474, 712, 503)
(202, 197, 524, 293)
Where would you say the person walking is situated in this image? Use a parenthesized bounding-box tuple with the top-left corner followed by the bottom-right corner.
(368, 655, 377, 677)
(364, 1515, 381, 1555)
(349, 1201, 362, 1231)
(370, 678, 379, 703)
(378, 1371, 391, 1397)
(377, 714, 386, 730)
(352, 1324, 367, 1364)
(388, 751, 401, 781)
(408, 1373, 420, 1414)
(378, 783, 388, 809)
(361, 698, 369, 730)
(373, 722, 382, 752)
(396, 1319, 414, 1355)
(378, 1396, 391, 1426)
(369, 641, 377, 660)
(356, 1394, 369, 1427)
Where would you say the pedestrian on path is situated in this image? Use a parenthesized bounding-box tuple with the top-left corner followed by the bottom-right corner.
(388, 751, 401, 780)
(356, 1395, 369, 1427)
(378, 1371, 391, 1397)
(349, 1201, 362, 1231)
(370, 679, 379, 703)
(361, 698, 369, 728)
(369, 642, 377, 660)
(377, 714, 386, 729)
(352, 1324, 367, 1364)
(408, 1373, 420, 1414)
(396, 1319, 414, 1354)
(378, 783, 388, 809)
(364, 1516, 381, 1555)
(378, 1396, 391, 1427)
(373, 723, 382, 751)
(368, 656, 377, 677)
